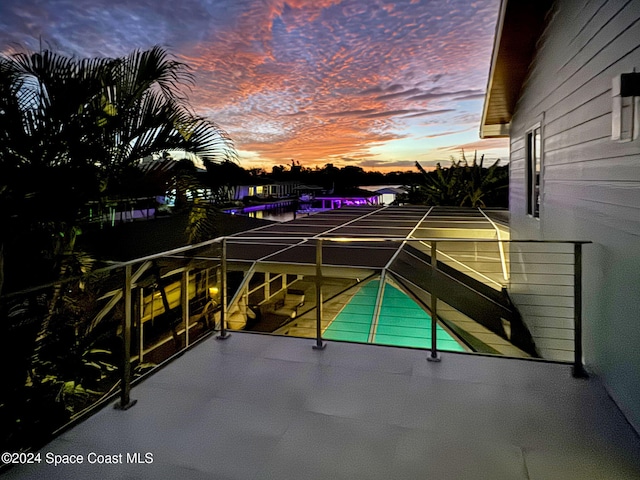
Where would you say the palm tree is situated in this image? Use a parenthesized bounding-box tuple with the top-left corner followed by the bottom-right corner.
(414, 151, 508, 208)
(0, 45, 237, 293)
(415, 159, 464, 206)
(1, 47, 238, 448)
(458, 151, 508, 208)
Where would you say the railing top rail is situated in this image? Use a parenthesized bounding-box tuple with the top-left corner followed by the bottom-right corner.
(0, 235, 591, 300)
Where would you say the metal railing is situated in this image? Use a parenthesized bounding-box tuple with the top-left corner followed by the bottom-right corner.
(0, 235, 590, 455)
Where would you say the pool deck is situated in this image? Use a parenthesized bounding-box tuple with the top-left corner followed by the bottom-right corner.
(3, 333, 640, 480)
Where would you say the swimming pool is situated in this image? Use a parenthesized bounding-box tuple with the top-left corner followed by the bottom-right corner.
(324, 280, 466, 352)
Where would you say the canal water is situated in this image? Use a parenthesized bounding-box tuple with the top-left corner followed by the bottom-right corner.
(224, 200, 299, 222)
(247, 207, 297, 222)
(235, 186, 403, 223)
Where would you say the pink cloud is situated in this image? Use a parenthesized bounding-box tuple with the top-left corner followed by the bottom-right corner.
(1, 0, 501, 170)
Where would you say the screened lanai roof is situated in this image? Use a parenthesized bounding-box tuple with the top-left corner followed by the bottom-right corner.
(224, 206, 505, 275)
(221, 205, 525, 354)
(216, 205, 526, 355)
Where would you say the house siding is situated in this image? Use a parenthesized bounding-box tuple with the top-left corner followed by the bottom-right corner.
(508, 0, 640, 431)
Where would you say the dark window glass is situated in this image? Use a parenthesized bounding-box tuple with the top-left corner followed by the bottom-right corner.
(527, 127, 541, 218)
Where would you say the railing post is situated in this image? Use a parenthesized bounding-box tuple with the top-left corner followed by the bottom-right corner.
(182, 269, 190, 347)
(217, 238, 231, 340)
(428, 241, 441, 362)
(115, 263, 137, 410)
(313, 238, 326, 350)
(572, 243, 588, 378)
(139, 288, 144, 364)
(265, 272, 271, 300)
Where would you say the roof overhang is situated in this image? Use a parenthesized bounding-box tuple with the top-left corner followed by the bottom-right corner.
(480, 0, 553, 138)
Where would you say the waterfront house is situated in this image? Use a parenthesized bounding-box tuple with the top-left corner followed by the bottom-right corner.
(234, 180, 299, 200)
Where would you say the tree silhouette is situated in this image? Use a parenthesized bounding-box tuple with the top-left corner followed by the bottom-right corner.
(0, 45, 236, 293)
(414, 151, 508, 208)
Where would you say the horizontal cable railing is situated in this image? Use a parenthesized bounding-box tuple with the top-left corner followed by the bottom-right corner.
(0, 236, 589, 455)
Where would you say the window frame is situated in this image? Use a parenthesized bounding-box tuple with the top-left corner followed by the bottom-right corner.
(526, 123, 542, 218)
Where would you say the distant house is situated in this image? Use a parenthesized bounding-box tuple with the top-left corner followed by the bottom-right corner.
(234, 181, 298, 200)
(370, 186, 407, 205)
(481, 0, 640, 432)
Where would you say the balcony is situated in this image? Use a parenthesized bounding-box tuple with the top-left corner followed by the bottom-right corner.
(3, 333, 640, 479)
(2, 207, 639, 478)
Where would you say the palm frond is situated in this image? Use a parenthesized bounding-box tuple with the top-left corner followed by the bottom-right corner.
(1, 44, 238, 293)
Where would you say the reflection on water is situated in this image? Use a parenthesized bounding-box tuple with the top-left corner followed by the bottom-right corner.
(240, 202, 296, 222)
(247, 208, 297, 222)
(240, 186, 404, 222)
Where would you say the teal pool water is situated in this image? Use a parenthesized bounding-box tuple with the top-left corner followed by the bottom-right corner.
(324, 280, 466, 352)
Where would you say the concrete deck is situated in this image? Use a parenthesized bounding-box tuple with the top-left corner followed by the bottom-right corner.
(3, 333, 640, 480)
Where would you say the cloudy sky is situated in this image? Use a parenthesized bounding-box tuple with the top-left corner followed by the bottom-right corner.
(0, 0, 509, 171)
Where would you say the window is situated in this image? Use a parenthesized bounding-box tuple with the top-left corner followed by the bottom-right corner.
(526, 127, 542, 218)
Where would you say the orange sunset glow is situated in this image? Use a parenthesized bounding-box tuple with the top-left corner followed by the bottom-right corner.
(0, 0, 509, 171)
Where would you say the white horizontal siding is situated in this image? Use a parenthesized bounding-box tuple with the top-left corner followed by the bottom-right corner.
(545, 113, 610, 152)
(543, 90, 610, 142)
(510, 294, 574, 308)
(532, 326, 574, 341)
(544, 152, 640, 181)
(508, 252, 574, 264)
(545, 180, 640, 208)
(519, 315, 574, 329)
(537, 347, 574, 363)
(508, 284, 573, 297)
(518, 1, 640, 119)
(518, 305, 573, 319)
(507, 0, 640, 431)
(509, 262, 573, 275)
(509, 273, 574, 286)
(509, 243, 574, 253)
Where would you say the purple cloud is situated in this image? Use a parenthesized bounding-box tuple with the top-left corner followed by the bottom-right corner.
(0, 0, 503, 169)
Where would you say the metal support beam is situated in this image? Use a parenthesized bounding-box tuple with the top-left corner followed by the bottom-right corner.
(182, 270, 190, 347)
(217, 238, 231, 340)
(428, 242, 441, 362)
(139, 289, 144, 364)
(572, 243, 587, 378)
(313, 239, 326, 350)
(115, 264, 137, 410)
(368, 272, 387, 343)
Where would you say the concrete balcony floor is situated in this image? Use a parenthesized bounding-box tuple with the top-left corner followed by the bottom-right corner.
(4, 333, 640, 480)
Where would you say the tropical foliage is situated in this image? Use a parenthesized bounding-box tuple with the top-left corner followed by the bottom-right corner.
(412, 151, 508, 208)
(0, 45, 236, 293)
(0, 45, 236, 452)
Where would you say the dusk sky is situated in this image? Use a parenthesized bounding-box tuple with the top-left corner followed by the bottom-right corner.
(0, 0, 509, 172)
